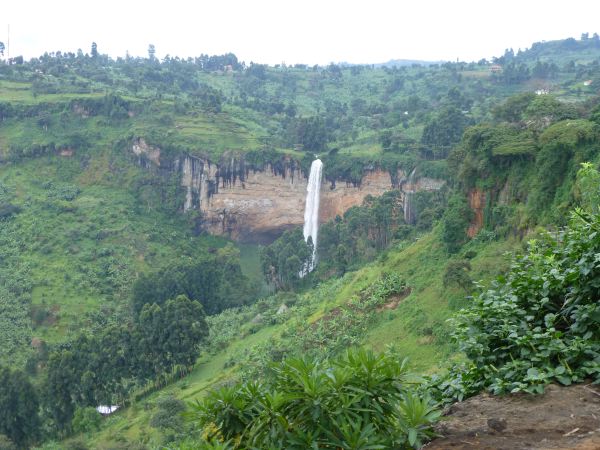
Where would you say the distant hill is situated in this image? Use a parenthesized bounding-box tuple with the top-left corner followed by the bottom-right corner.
(374, 58, 447, 67)
(506, 35, 600, 65)
(338, 59, 446, 67)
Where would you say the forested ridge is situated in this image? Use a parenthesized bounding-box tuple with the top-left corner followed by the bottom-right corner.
(1, 34, 600, 448)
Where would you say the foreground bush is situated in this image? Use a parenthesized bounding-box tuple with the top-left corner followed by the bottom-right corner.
(433, 206, 600, 402)
(188, 349, 439, 449)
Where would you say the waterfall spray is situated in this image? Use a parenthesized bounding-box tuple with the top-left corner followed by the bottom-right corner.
(302, 158, 323, 273)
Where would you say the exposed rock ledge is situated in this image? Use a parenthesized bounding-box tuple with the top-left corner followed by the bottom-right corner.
(132, 139, 445, 243)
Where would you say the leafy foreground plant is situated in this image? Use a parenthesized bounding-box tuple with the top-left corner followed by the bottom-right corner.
(432, 207, 600, 402)
(186, 349, 440, 449)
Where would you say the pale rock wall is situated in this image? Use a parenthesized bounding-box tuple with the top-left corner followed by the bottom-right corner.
(200, 167, 445, 242)
(202, 168, 407, 242)
(132, 138, 161, 167)
(319, 170, 395, 223)
(131, 142, 446, 243)
(203, 164, 307, 242)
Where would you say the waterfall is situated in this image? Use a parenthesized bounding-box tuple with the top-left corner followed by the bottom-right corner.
(182, 157, 193, 211)
(181, 155, 215, 212)
(302, 159, 323, 273)
(403, 167, 417, 225)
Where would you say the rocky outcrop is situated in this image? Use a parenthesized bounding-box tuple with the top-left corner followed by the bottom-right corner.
(132, 138, 161, 167)
(132, 143, 446, 242)
(467, 188, 486, 238)
(179, 156, 218, 212)
(200, 166, 445, 242)
(320, 170, 398, 223)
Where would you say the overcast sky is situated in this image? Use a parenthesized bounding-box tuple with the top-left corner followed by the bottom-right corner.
(2, 0, 599, 65)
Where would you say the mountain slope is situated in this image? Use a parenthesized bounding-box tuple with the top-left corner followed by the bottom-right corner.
(72, 228, 519, 448)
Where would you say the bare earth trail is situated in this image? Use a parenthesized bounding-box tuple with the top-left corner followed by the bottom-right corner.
(426, 384, 600, 450)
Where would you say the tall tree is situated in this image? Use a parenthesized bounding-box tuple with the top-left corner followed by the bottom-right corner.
(137, 295, 208, 376)
(260, 228, 312, 289)
(441, 194, 472, 253)
(0, 367, 40, 447)
(90, 42, 98, 58)
(44, 351, 81, 433)
(161, 295, 209, 367)
(421, 105, 468, 149)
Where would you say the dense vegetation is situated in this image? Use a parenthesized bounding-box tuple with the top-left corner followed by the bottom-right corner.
(1, 34, 600, 448)
(192, 349, 439, 449)
(44, 294, 208, 437)
(0, 367, 40, 447)
(132, 248, 252, 315)
(430, 169, 600, 402)
(261, 189, 446, 285)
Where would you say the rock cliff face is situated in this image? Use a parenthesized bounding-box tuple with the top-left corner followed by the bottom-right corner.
(202, 162, 306, 242)
(132, 141, 446, 243)
(467, 188, 486, 238)
(132, 138, 161, 167)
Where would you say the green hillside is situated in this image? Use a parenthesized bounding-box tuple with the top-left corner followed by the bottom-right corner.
(70, 229, 516, 449)
(0, 35, 600, 449)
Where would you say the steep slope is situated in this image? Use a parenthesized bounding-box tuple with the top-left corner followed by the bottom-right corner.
(0, 152, 233, 365)
(74, 229, 518, 448)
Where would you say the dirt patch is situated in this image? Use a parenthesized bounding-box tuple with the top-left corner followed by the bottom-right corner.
(376, 288, 412, 312)
(426, 383, 600, 450)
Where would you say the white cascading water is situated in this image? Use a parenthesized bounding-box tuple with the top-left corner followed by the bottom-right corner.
(403, 167, 417, 225)
(302, 158, 323, 274)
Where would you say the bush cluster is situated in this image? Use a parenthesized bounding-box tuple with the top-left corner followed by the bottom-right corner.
(191, 349, 439, 449)
(431, 207, 600, 401)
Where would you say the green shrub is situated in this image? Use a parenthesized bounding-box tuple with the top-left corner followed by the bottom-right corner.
(0, 434, 16, 450)
(72, 407, 102, 433)
(65, 438, 89, 450)
(432, 207, 600, 402)
(43, 181, 80, 201)
(150, 395, 186, 431)
(190, 348, 439, 449)
(0, 203, 20, 220)
(441, 194, 472, 253)
(442, 259, 472, 291)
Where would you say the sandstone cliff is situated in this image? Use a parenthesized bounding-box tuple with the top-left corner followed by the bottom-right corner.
(132, 139, 446, 242)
